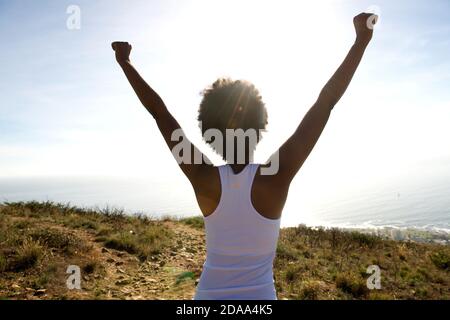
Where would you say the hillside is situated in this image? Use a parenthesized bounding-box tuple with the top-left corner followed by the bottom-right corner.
(0, 201, 448, 300)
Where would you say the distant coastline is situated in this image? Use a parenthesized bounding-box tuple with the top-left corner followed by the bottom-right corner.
(1, 198, 448, 246)
(335, 226, 449, 245)
(2, 173, 449, 239)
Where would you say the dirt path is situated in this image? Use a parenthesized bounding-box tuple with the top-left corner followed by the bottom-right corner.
(2, 216, 206, 300)
(91, 221, 206, 300)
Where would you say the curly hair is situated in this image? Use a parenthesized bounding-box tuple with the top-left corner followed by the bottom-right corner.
(198, 78, 268, 160)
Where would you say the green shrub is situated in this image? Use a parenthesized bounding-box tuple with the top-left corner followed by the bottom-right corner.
(83, 261, 97, 274)
(430, 251, 449, 270)
(176, 271, 195, 285)
(0, 253, 7, 272)
(10, 238, 44, 271)
(104, 225, 173, 260)
(349, 231, 380, 248)
(180, 216, 204, 230)
(30, 228, 81, 253)
(276, 242, 298, 261)
(138, 227, 172, 257)
(284, 265, 300, 282)
(12, 220, 30, 230)
(33, 273, 50, 289)
(299, 280, 323, 300)
(104, 232, 138, 254)
(65, 217, 99, 230)
(335, 273, 369, 298)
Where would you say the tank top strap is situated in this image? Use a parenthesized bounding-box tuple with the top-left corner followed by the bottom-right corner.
(245, 164, 260, 201)
(216, 165, 229, 196)
(248, 163, 260, 183)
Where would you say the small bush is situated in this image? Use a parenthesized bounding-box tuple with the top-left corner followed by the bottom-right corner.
(95, 226, 114, 243)
(104, 225, 172, 260)
(104, 233, 137, 254)
(33, 273, 50, 289)
(12, 220, 30, 230)
(335, 273, 369, 298)
(138, 227, 172, 258)
(180, 216, 204, 230)
(10, 238, 44, 272)
(30, 228, 81, 253)
(0, 253, 7, 272)
(299, 281, 323, 300)
(415, 288, 429, 298)
(99, 206, 125, 219)
(407, 272, 425, 286)
(284, 265, 300, 282)
(329, 228, 343, 249)
(83, 261, 97, 274)
(3, 201, 64, 217)
(430, 251, 449, 270)
(276, 242, 298, 261)
(176, 271, 195, 285)
(349, 232, 380, 248)
(80, 220, 99, 230)
(32, 264, 57, 289)
(65, 217, 98, 230)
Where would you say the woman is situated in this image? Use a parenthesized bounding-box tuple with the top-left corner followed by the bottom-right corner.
(112, 12, 376, 300)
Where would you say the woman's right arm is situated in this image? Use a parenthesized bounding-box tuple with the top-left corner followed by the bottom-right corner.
(274, 13, 377, 183)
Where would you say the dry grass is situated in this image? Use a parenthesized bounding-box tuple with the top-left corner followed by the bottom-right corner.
(274, 225, 450, 300)
(0, 202, 448, 300)
(103, 225, 172, 261)
(0, 201, 175, 299)
(179, 216, 204, 230)
(8, 238, 44, 272)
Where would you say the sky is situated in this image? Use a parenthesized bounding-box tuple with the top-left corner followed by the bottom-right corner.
(1, 0, 449, 224)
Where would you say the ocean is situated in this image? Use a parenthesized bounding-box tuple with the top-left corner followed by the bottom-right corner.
(1, 169, 449, 237)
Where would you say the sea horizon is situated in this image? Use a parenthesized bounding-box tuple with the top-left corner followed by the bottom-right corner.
(1, 168, 449, 238)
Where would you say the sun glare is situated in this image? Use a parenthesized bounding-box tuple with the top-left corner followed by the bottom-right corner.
(160, 1, 337, 86)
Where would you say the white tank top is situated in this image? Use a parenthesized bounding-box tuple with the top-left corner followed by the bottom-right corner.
(194, 164, 281, 300)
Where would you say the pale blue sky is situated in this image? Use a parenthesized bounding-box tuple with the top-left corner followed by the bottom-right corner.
(1, 1, 449, 223)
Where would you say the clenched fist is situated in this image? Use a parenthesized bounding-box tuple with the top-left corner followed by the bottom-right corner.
(112, 41, 132, 64)
(353, 13, 378, 44)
